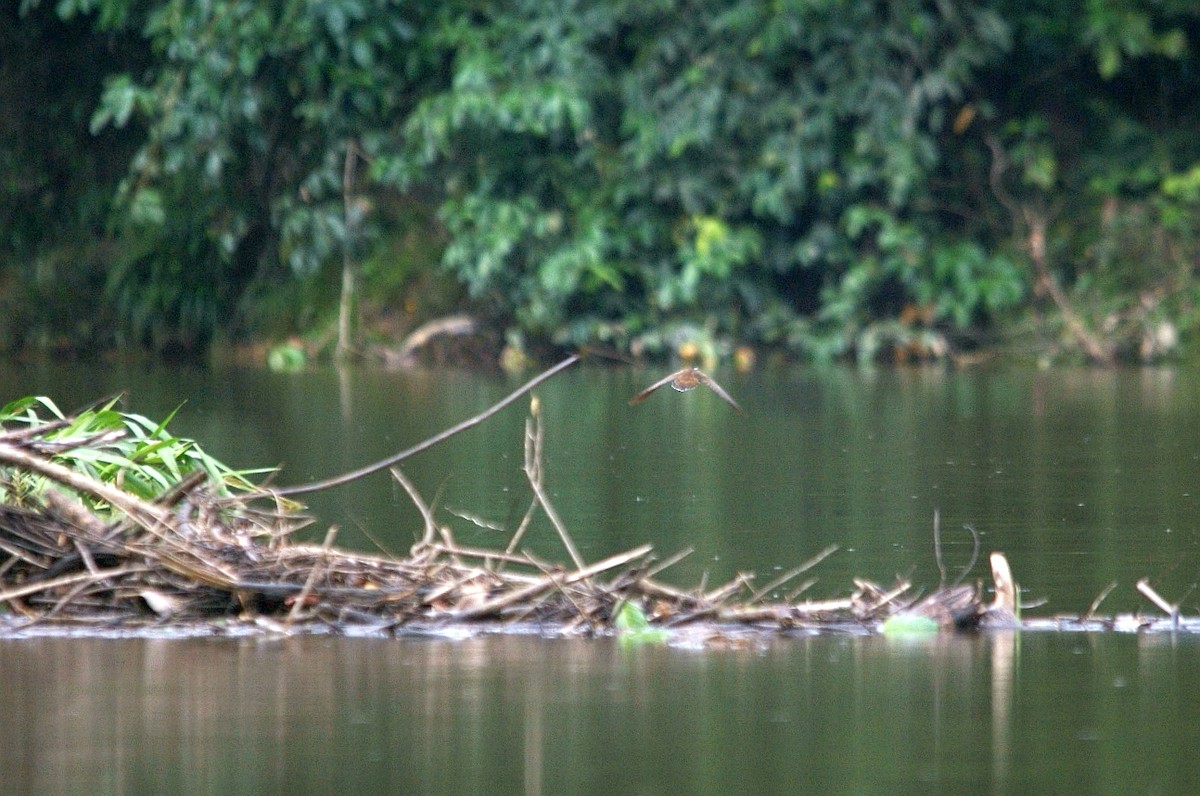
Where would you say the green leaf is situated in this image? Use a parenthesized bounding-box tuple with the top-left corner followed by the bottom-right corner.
(129, 188, 166, 226)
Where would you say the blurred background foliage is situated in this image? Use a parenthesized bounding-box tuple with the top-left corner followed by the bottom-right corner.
(3, 0, 1200, 364)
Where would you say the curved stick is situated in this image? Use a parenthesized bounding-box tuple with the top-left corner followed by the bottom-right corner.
(264, 354, 580, 498)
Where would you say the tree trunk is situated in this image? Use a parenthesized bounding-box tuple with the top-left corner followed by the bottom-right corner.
(336, 141, 360, 362)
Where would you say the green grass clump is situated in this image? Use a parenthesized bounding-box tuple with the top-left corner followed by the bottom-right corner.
(0, 396, 271, 507)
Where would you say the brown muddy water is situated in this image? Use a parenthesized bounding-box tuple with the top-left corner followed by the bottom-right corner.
(1, 360, 1198, 793)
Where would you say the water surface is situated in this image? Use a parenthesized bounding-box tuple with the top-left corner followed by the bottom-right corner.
(0, 360, 1197, 792)
(2, 632, 1197, 794)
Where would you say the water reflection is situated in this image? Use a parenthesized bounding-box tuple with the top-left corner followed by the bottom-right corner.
(3, 361, 1200, 791)
(1, 632, 1197, 793)
(2, 363, 1197, 592)
(3, 361, 1200, 608)
(3, 360, 1200, 611)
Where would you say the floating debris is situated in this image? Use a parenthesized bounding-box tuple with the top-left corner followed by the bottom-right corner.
(0, 361, 1192, 640)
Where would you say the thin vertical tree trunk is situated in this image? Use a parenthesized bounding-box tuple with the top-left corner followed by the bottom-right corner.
(336, 141, 360, 362)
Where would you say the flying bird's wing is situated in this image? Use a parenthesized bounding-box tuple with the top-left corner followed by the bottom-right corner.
(628, 371, 682, 405)
(695, 371, 745, 413)
(629, 368, 744, 413)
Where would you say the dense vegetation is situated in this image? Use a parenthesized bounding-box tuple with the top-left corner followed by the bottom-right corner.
(4, 0, 1200, 364)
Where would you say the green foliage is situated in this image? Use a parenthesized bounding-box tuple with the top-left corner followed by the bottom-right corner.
(77, 0, 428, 347)
(1082, 0, 1188, 79)
(378, 0, 1015, 356)
(0, 396, 270, 506)
(963, 0, 1200, 360)
(5, 0, 1200, 362)
(0, 4, 148, 352)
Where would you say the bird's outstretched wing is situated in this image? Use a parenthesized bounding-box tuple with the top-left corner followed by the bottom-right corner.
(695, 371, 744, 413)
(627, 371, 681, 405)
(628, 368, 744, 413)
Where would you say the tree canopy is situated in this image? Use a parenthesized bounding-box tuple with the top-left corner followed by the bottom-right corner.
(4, 0, 1200, 363)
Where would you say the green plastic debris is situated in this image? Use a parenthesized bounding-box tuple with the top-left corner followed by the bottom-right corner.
(267, 344, 307, 373)
(614, 600, 669, 645)
(882, 613, 940, 636)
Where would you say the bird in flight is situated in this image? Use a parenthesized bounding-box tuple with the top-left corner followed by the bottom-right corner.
(628, 367, 744, 413)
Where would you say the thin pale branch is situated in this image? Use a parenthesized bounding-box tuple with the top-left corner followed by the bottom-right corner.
(264, 354, 580, 497)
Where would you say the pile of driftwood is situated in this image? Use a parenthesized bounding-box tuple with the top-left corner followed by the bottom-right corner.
(0, 356, 1177, 639)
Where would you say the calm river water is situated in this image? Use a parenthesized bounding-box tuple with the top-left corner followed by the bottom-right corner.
(1, 359, 1198, 793)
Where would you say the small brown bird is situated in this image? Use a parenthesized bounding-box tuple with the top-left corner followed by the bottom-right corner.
(628, 367, 744, 413)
